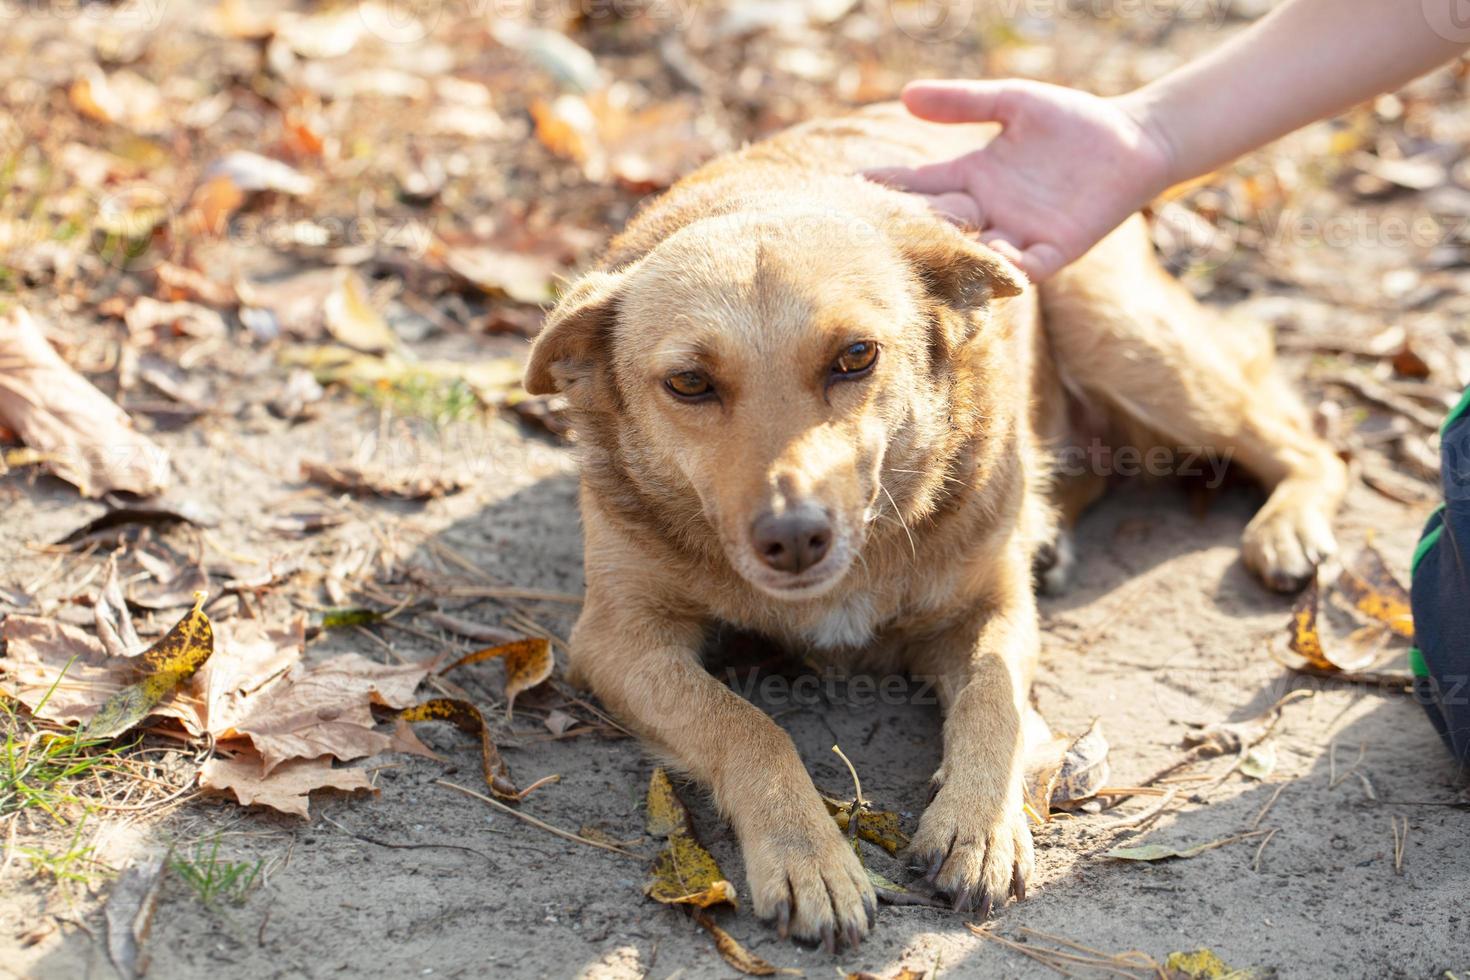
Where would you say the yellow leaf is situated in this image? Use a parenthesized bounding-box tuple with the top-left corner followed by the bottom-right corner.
(441, 638, 553, 716)
(1336, 545, 1414, 639)
(323, 268, 398, 355)
(646, 766, 692, 838)
(691, 909, 800, 976)
(823, 797, 910, 854)
(396, 698, 522, 800)
(1285, 572, 1374, 672)
(87, 592, 213, 739)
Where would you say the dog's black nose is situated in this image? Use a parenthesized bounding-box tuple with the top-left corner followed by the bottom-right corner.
(752, 509, 832, 574)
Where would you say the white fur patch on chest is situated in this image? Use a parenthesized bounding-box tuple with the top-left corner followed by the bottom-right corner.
(803, 593, 878, 650)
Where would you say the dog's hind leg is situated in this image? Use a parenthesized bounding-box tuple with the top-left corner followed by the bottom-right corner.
(1038, 216, 1346, 591)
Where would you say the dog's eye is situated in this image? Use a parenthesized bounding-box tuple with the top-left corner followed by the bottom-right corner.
(832, 341, 878, 377)
(665, 371, 714, 400)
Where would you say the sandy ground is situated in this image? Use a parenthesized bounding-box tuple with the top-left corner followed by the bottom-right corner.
(3, 362, 1465, 978)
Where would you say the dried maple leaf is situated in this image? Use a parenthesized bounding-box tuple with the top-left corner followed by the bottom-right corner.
(0, 307, 170, 497)
(230, 653, 429, 773)
(0, 617, 135, 725)
(199, 754, 374, 819)
(88, 591, 213, 739)
(441, 638, 553, 717)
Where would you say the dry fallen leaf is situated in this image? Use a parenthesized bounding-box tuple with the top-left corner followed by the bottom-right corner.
(644, 767, 737, 909)
(323, 267, 398, 354)
(1285, 572, 1375, 672)
(0, 307, 170, 497)
(395, 698, 521, 800)
(691, 908, 797, 976)
(104, 856, 166, 980)
(822, 796, 910, 854)
(87, 591, 214, 739)
(231, 653, 429, 773)
(1336, 545, 1414, 639)
(441, 638, 554, 717)
(199, 754, 374, 819)
(300, 459, 469, 501)
(1023, 718, 1110, 818)
(1104, 830, 1267, 862)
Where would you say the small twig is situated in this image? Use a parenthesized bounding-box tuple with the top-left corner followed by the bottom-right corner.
(1329, 741, 1367, 789)
(1390, 816, 1408, 874)
(319, 814, 498, 865)
(1251, 827, 1279, 872)
(1250, 784, 1288, 830)
(434, 780, 641, 858)
(1108, 788, 1179, 831)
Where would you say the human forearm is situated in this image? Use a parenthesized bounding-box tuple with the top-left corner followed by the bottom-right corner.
(1123, 0, 1467, 187)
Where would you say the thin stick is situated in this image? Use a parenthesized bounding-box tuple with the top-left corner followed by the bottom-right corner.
(1109, 788, 1179, 830)
(1251, 827, 1279, 872)
(1391, 816, 1408, 874)
(1329, 741, 1366, 789)
(1250, 784, 1288, 830)
(831, 744, 865, 840)
(433, 779, 640, 858)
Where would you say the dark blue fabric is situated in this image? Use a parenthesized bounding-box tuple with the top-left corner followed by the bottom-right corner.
(1410, 405, 1470, 771)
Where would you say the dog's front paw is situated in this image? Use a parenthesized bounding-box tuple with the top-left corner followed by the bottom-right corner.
(1241, 482, 1339, 592)
(910, 780, 1032, 919)
(745, 811, 876, 952)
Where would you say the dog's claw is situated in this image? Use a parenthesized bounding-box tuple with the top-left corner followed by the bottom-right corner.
(951, 883, 973, 912)
(1011, 863, 1026, 902)
(821, 924, 836, 955)
(978, 889, 994, 921)
(775, 899, 791, 939)
(845, 921, 863, 950)
(863, 892, 877, 929)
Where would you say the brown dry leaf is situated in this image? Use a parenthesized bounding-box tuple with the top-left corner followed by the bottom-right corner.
(181, 618, 306, 738)
(1337, 545, 1414, 639)
(592, 91, 719, 191)
(0, 307, 170, 497)
(199, 753, 374, 819)
(847, 970, 926, 980)
(323, 268, 398, 354)
(70, 66, 167, 134)
(1022, 719, 1110, 818)
(300, 459, 468, 501)
(231, 653, 429, 773)
(442, 245, 560, 306)
(644, 767, 737, 909)
(87, 591, 213, 739)
(122, 298, 226, 341)
(691, 909, 797, 976)
(1286, 572, 1376, 671)
(0, 617, 131, 726)
(395, 698, 521, 800)
(441, 638, 553, 716)
(94, 554, 142, 659)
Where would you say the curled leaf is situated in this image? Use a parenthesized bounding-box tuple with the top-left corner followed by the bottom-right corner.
(691, 909, 798, 976)
(441, 638, 553, 715)
(1337, 545, 1414, 639)
(86, 592, 213, 739)
(1286, 572, 1374, 672)
(646, 766, 693, 838)
(396, 698, 520, 800)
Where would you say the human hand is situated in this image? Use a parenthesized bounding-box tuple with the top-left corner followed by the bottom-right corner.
(867, 79, 1177, 281)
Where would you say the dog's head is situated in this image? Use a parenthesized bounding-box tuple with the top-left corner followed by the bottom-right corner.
(526, 194, 1025, 600)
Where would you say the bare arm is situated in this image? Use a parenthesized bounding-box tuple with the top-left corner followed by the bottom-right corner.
(870, 0, 1468, 280)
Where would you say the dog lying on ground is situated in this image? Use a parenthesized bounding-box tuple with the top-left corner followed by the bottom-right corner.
(523, 103, 1346, 951)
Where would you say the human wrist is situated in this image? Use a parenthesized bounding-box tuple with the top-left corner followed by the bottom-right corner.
(1112, 85, 1188, 200)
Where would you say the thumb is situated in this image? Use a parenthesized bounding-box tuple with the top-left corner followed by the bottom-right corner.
(901, 79, 1021, 125)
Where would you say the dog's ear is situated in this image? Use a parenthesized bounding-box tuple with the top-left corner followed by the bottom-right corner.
(899, 222, 1027, 309)
(524, 270, 625, 396)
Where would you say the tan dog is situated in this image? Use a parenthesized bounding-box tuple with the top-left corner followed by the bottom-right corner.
(524, 104, 1345, 950)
